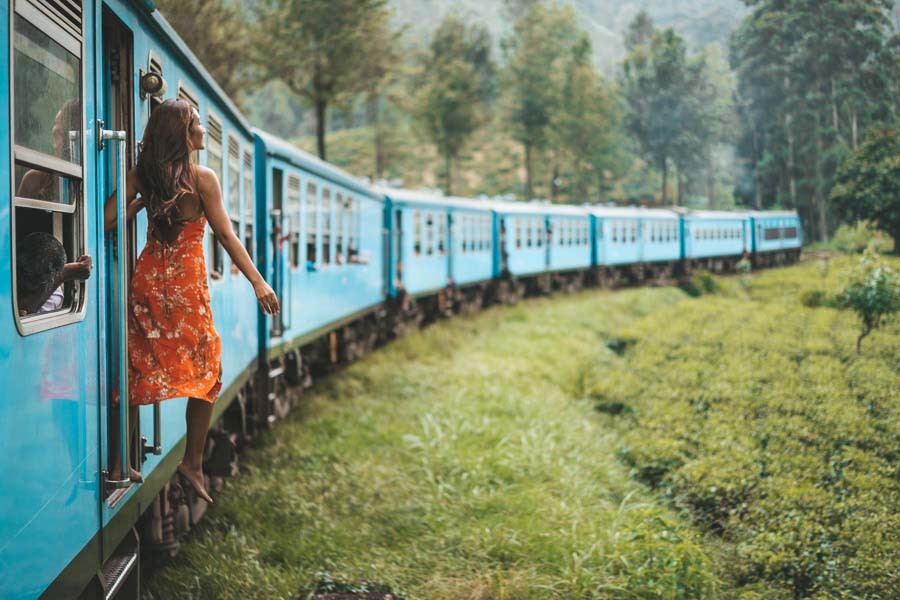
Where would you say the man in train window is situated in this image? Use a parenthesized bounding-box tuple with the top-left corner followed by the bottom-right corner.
(16, 232, 92, 316)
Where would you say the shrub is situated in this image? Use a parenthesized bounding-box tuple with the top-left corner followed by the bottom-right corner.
(836, 249, 900, 352)
(591, 257, 900, 597)
(682, 270, 718, 297)
(830, 221, 893, 254)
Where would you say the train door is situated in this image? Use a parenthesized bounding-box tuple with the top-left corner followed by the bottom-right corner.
(393, 207, 403, 292)
(97, 11, 144, 586)
(269, 168, 285, 337)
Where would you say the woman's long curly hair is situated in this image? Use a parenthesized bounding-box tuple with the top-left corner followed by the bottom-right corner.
(135, 99, 197, 230)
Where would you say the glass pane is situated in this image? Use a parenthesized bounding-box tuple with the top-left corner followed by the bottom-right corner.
(228, 162, 240, 215)
(14, 15, 82, 165)
(15, 163, 80, 205)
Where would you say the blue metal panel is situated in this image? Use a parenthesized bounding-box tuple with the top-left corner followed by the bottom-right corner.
(449, 207, 493, 286)
(503, 213, 548, 276)
(0, 4, 102, 598)
(547, 215, 592, 271)
(255, 136, 385, 351)
(682, 212, 749, 259)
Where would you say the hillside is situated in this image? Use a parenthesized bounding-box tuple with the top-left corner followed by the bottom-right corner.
(390, 0, 748, 73)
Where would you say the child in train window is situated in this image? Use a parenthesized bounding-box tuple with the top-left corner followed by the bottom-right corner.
(16, 232, 92, 316)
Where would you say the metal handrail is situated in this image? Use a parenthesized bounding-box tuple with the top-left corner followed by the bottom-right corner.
(103, 129, 132, 491)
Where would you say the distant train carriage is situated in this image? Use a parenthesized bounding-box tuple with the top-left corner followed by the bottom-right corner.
(590, 207, 680, 282)
(254, 130, 385, 395)
(748, 210, 803, 267)
(381, 189, 495, 315)
(681, 210, 751, 270)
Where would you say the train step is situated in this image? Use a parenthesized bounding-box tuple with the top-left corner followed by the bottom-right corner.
(98, 529, 140, 600)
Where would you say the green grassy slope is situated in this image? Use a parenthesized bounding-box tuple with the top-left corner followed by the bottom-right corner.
(144, 287, 717, 599)
(591, 255, 900, 598)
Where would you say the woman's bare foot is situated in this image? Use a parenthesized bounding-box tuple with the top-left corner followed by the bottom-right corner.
(176, 462, 213, 504)
(109, 464, 143, 484)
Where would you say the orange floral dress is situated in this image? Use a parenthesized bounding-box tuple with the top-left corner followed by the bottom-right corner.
(126, 217, 222, 406)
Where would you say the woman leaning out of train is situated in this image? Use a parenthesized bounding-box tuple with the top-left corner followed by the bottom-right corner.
(104, 98, 279, 504)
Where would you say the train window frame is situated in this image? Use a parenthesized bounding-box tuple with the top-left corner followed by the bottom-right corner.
(335, 191, 344, 264)
(242, 150, 254, 258)
(305, 181, 318, 266)
(205, 111, 225, 281)
(425, 212, 434, 256)
(286, 174, 301, 270)
(413, 210, 422, 257)
(536, 218, 542, 248)
(11, 1, 89, 335)
(227, 136, 241, 275)
(438, 212, 446, 255)
(321, 186, 331, 266)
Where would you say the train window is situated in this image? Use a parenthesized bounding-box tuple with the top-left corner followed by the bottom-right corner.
(12, 5, 86, 331)
(228, 138, 241, 273)
(515, 218, 521, 249)
(351, 198, 361, 261)
(764, 227, 779, 241)
(322, 187, 331, 265)
(630, 222, 636, 243)
(413, 211, 422, 256)
(470, 215, 477, 252)
(287, 175, 301, 269)
(536, 219, 543, 248)
(335, 192, 344, 264)
(784, 226, 797, 239)
(426, 213, 434, 256)
(486, 216, 493, 250)
(438, 213, 446, 254)
(306, 182, 317, 264)
(243, 151, 254, 258)
(206, 115, 225, 279)
(611, 221, 617, 243)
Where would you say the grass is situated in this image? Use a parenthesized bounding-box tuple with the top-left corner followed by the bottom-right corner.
(143, 253, 900, 599)
(143, 287, 717, 600)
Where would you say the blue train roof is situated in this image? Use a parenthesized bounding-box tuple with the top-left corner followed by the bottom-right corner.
(484, 200, 591, 217)
(377, 188, 495, 212)
(683, 210, 751, 221)
(746, 210, 800, 219)
(254, 129, 378, 198)
(587, 206, 679, 220)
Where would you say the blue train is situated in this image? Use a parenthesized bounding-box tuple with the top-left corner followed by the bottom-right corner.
(0, 2, 803, 598)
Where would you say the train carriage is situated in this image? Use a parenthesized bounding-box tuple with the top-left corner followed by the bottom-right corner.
(2, 1, 260, 597)
(254, 130, 386, 392)
(381, 188, 494, 314)
(681, 210, 750, 270)
(748, 210, 802, 266)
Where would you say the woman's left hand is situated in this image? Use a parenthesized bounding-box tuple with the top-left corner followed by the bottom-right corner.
(253, 280, 280, 315)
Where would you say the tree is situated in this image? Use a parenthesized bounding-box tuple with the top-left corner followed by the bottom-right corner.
(154, 0, 249, 103)
(837, 249, 900, 352)
(620, 25, 722, 205)
(412, 16, 496, 195)
(252, 0, 397, 161)
(731, 0, 899, 241)
(830, 127, 900, 252)
(625, 10, 655, 51)
(554, 34, 628, 201)
(502, 3, 580, 200)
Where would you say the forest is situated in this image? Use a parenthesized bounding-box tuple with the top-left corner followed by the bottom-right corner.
(155, 0, 900, 247)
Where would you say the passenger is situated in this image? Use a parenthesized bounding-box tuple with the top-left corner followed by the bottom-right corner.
(16, 232, 93, 316)
(17, 99, 81, 202)
(104, 98, 279, 502)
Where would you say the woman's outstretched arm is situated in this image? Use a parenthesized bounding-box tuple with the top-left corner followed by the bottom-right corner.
(103, 168, 143, 233)
(197, 166, 280, 315)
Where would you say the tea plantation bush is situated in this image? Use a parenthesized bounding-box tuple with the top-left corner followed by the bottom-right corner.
(587, 256, 900, 598)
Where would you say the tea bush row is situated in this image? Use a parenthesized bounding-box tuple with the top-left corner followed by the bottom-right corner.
(588, 256, 900, 598)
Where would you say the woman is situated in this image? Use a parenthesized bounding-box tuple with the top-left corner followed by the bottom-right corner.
(104, 98, 279, 503)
